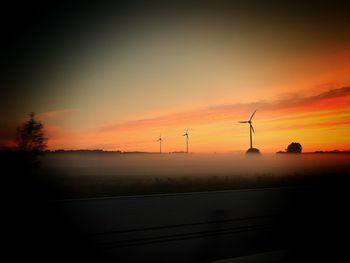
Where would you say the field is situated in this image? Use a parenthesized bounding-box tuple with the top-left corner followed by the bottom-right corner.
(35, 153, 350, 199)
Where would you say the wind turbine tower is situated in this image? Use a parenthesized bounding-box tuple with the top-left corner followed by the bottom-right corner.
(157, 135, 163, 153)
(238, 110, 260, 154)
(182, 129, 189, 153)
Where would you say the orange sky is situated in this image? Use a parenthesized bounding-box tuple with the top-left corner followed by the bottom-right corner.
(2, 5, 350, 153)
(25, 86, 349, 153)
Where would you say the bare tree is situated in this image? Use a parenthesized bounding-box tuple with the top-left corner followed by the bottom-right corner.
(16, 112, 47, 152)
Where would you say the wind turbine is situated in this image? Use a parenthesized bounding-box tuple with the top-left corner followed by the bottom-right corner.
(157, 134, 163, 153)
(238, 110, 257, 150)
(182, 129, 189, 153)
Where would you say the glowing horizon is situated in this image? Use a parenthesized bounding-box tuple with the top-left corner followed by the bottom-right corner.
(2, 4, 350, 153)
(2, 86, 349, 153)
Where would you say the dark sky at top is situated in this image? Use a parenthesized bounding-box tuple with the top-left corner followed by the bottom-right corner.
(2, 0, 350, 114)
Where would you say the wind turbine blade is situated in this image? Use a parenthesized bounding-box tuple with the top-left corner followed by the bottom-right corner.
(238, 121, 248, 123)
(249, 110, 257, 121)
(251, 125, 255, 134)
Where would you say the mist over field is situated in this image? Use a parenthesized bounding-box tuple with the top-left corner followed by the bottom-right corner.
(41, 153, 349, 177)
(36, 153, 350, 199)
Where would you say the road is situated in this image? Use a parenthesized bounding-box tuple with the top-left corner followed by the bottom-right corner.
(8, 184, 348, 262)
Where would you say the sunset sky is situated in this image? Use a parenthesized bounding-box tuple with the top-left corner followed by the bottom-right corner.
(2, 1, 350, 153)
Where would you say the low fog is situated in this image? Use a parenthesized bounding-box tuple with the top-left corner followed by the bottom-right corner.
(41, 153, 349, 178)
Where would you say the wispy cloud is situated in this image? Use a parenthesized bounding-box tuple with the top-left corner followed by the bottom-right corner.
(100, 86, 350, 133)
(37, 109, 79, 120)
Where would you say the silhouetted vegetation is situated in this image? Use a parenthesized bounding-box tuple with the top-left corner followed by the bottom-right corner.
(0, 113, 51, 201)
(312, 150, 350, 154)
(16, 112, 47, 152)
(11, 112, 47, 171)
(276, 151, 286, 154)
(276, 142, 302, 154)
(286, 142, 302, 153)
(46, 149, 159, 154)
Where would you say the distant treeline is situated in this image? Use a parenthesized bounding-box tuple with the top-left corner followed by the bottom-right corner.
(307, 150, 350, 154)
(46, 149, 150, 154)
(277, 150, 350, 154)
(1, 148, 349, 154)
(42, 149, 350, 154)
(42, 149, 193, 154)
(43, 149, 187, 154)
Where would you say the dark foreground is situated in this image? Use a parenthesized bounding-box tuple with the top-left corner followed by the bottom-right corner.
(2, 151, 350, 262)
(5, 183, 350, 262)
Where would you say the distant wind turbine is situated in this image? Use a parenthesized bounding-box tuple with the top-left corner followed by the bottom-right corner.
(157, 134, 163, 153)
(182, 129, 189, 153)
(238, 110, 257, 150)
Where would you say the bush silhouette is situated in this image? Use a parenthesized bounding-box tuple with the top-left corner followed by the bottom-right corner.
(286, 142, 302, 153)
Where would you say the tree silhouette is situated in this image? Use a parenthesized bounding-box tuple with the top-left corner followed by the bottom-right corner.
(16, 112, 47, 152)
(286, 142, 302, 153)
